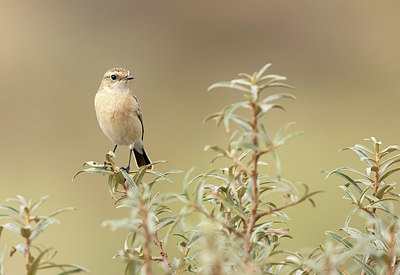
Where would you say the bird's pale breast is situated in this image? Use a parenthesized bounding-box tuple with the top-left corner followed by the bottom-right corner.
(95, 91, 142, 146)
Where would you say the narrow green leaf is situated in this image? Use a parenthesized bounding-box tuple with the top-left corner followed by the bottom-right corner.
(274, 211, 290, 220)
(0, 214, 23, 225)
(204, 145, 227, 155)
(230, 115, 252, 131)
(379, 157, 400, 175)
(107, 175, 117, 200)
(28, 249, 49, 275)
(342, 227, 363, 237)
(257, 104, 286, 118)
(340, 147, 374, 166)
(231, 79, 252, 86)
(354, 144, 373, 154)
(0, 205, 20, 215)
(238, 149, 251, 161)
(2, 223, 20, 234)
(352, 255, 377, 275)
(278, 131, 304, 146)
(183, 167, 195, 200)
(187, 234, 201, 248)
(344, 208, 358, 228)
(238, 72, 252, 80)
(30, 196, 50, 214)
(48, 207, 76, 218)
(338, 186, 358, 204)
(379, 167, 400, 182)
(204, 173, 229, 183)
(375, 184, 393, 199)
(260, 124, 272, 147)
(358, 186, 370, 204)
(330, 167, 371, 180)
(29, 219, 58, 241)
(10, 244, 25, 257)
(271, 150, 281, 180)
(194, 180, 204, 206)
(308, 198, 316, 208)
(208, 81, 249, 93)
(260, 82, 295, 90)
(380, 153, 400, 166)
(73, 167, 113, 180)
(203, 112, 221, 124)
(145, 170, 174, 183)
(325, 171, 363, 193)
(325, 231, 353, 249)
(223, 102, 250, 132)
(273, 122, 295, 145)
(82, 161, 104, 168)
(218, 193, 249, 221)
(164, 170, 183, 175)
(255, 63, 272, 80)
(380, 145, 400, 157)
(15, 196, 27, 206)
(56, 268, 88, 275)
(155, 217, 175, 232)
(132, 165, 148, 185)
(261, 93, 295, 104)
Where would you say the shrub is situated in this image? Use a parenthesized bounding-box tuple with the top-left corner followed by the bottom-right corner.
(3, 63, 398, 275)
(0, 195, 87, 275)
(76, 63, 319, 274)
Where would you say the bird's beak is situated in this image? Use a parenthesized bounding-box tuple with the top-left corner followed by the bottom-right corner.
(124, 75, 134, 80)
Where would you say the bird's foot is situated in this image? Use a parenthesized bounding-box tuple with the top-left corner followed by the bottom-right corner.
(121, 166, 130, 173)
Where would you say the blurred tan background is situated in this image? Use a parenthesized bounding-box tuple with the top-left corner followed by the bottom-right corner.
(1, 1, 400, 274)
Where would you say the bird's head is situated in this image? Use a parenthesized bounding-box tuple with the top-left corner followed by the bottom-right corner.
(100, 67, 134, 91)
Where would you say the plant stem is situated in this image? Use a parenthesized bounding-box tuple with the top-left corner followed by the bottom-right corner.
(243, 93, 260, 261)
(387, 230, 395, 275)
(371, 151, 381, 213)
(24, 210, 31, 275)
(362, 150, 381, 275)
(152, 232, 176, 275)
(141, 199, 153, 275)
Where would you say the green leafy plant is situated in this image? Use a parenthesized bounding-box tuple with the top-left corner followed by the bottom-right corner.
(75, 155, 183, 275)
(76, 63, 320, 274)
(176, 63, 320, 273)
(3, 62, 399, 275)
(289, 138, 400, 274)
(0, 195, 88, 275)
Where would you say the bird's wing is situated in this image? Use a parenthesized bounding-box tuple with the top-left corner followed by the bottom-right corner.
(131, 92, 145, 140)
(137, 110, 144, 140)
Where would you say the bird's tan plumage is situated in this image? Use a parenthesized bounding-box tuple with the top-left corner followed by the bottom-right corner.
(94, 68, 151, 170)
(95, 90, 142, 146)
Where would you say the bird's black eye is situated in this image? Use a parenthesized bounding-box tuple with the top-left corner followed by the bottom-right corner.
(111, 75, 117, 80)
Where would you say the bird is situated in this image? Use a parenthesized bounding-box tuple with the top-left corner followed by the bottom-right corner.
(94, 67, 151, 172)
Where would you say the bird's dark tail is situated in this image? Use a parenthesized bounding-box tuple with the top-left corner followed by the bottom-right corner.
(133, 148, 152, 169)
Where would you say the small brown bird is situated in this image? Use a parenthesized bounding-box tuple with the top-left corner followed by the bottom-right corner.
(94, 68, 151, 171)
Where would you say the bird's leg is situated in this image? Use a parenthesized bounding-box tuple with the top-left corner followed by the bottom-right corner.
(122, 148, 133, 172)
